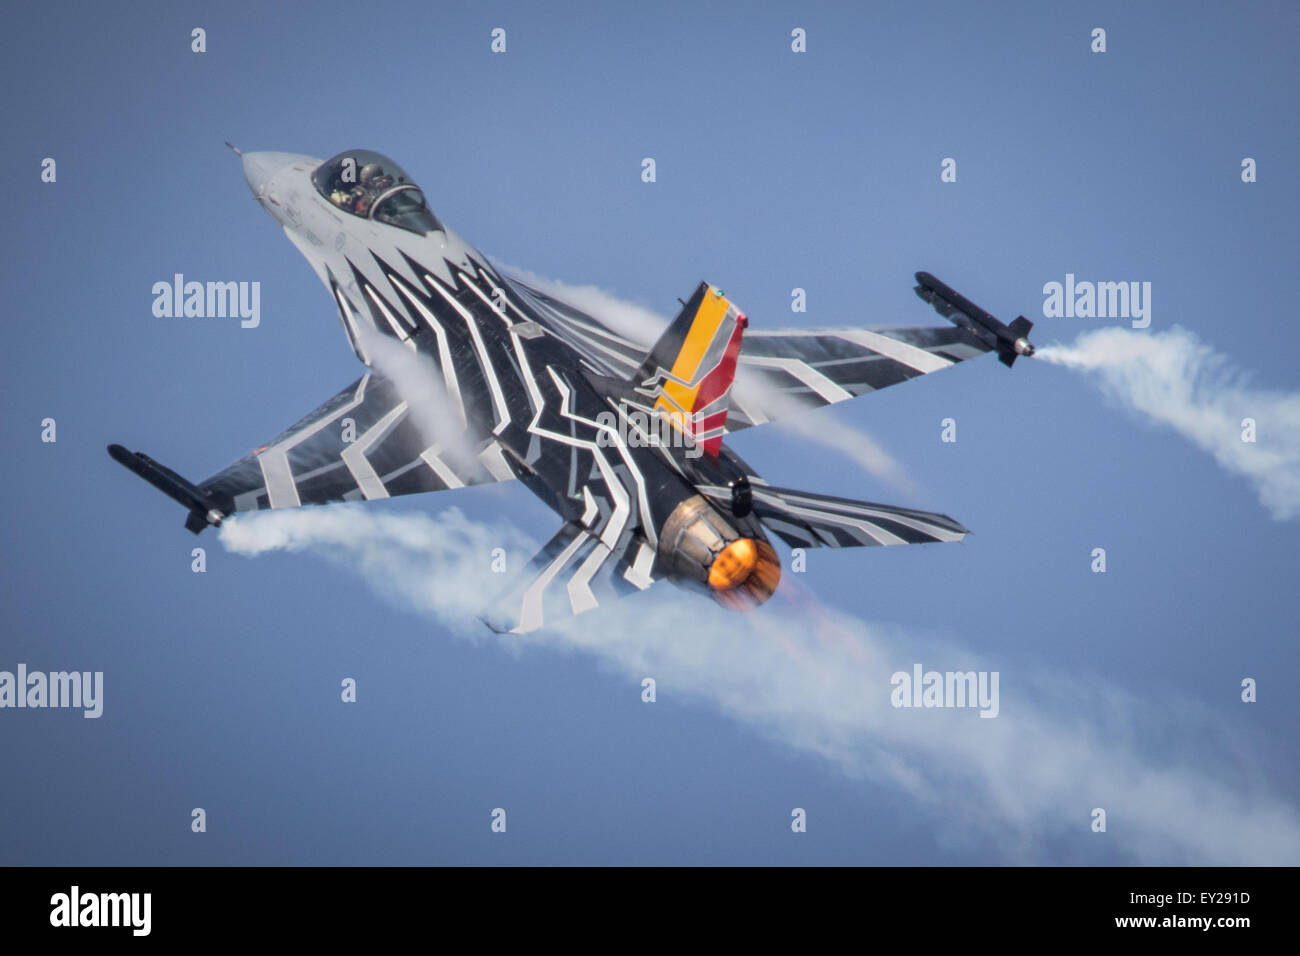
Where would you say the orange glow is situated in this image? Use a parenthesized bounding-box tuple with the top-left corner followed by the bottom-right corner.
(709, 538, 759, 590)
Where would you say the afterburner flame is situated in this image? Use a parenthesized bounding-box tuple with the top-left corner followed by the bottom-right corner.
(709, 538, 780, 611)
(708, 538, 758, 590)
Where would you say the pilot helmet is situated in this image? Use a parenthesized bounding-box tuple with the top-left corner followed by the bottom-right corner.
(359, 163, 383, 184)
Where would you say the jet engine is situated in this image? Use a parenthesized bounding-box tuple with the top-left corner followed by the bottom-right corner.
(656, 494, 781, 611)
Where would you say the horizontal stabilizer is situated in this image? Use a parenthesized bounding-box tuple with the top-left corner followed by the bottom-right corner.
(722, 482, 969, 549)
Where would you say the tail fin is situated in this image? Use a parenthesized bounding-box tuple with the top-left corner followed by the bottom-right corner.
(634, 282, 747, 456)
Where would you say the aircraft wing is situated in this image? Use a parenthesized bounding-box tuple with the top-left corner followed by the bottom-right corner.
(509, 280, 999, 430)
(509, 272, 1034, 432)
(111, 366, 518, 533)
(198, 371, 518, 515)
(725, 325, 992, 430)
(727, 273, 1035, 430)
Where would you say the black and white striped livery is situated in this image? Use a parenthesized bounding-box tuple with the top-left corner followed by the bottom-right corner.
(110, 148, 1035, 633)
(699, 481, 969, 549)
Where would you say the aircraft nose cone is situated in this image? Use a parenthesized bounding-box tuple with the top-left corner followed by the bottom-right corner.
(239, 151, 310, 197)
(241, 152, 278, 195)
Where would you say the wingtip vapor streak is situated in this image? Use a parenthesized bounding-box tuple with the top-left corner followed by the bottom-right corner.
(110, 148, 1036, 633)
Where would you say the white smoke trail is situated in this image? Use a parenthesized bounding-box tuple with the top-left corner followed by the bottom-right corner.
(495, 265, 666, 350)
(777, 410, 915, 495)
(1037, 327, 1300, 520)
(219, 504, 1300, 865)
(731, 372, 917, 495)
(218, 505, 533, 626)
(360, 329, 480, 474)
(496, 264, 915, 492)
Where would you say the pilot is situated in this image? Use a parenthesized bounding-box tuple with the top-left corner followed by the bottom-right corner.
(360, 163, 395, 193)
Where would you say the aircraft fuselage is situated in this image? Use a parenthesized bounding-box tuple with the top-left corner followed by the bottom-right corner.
(240, 151, 777, 613)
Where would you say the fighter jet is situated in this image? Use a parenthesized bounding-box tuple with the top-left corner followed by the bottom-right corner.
(109, 147, 1036, 632)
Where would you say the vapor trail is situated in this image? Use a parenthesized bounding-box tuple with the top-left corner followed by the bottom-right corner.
(1037, 327, 1300, 520)
(252, 280, 1300, 863)
(359, 328, 481, 474)
(220, 504, 1300, 865)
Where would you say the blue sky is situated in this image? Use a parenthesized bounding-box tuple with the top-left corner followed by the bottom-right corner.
(3, 0, 1297, 864)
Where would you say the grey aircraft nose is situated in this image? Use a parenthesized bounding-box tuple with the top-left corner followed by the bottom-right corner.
(240, 151, 311, 197)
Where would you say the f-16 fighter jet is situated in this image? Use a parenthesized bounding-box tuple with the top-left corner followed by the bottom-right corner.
(109, 148, 1036, 633)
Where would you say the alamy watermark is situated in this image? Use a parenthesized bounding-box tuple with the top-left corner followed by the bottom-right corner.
(596, 403, 703, 458)
(152, 274, 260, 328)
(1042, 273, 1151, 329)
(890, 663, 999, 718)
(50, 886, 150, 936)
(0, 664, 103, 718)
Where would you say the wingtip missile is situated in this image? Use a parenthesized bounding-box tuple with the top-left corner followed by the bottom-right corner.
(913, 271, 1036, 367)
(107, 444, 225, 534)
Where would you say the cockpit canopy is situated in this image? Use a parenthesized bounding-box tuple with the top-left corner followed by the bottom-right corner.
(310, 149, 442, 235)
